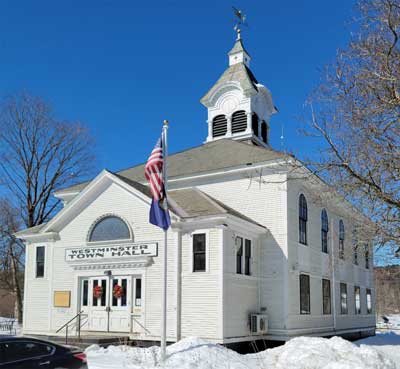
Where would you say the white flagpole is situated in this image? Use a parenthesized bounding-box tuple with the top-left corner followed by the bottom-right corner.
(161, 119, 169, 362)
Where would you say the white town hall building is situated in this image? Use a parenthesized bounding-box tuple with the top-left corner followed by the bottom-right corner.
(16, 34, 375, 346)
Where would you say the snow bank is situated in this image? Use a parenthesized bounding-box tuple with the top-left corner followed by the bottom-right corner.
(86, 335, 397, 369)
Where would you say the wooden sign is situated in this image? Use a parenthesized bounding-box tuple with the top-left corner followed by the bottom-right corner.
(54, 291, 71, 308)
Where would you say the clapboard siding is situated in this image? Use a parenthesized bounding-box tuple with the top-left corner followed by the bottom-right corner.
(286, 179, 375, 332)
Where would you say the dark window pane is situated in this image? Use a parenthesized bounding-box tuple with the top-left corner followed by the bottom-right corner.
(300, 274, 310, 314)
(194, 253, 205, 272)
(245, 239, 251, 276)
(89, 216, 130, 242)
(101, 279, 107, 306)
(355, 286, 361, 314)
(366, 289, 372, 314)
(193, 234, 206, 272)
(121, 279, 127, 306)
(193, 234, 206, 253)
(135, 278, 142, 306)
(299, 195, 308, 245)
(236, 238, 243, 274)
(112, 279, 118, 306)
(82, 280, 88, 306)
(36, 246, 45, 278)
(322, 279, 331, 314)
(93, 280, 98, 306)
(340, 283, 348, 314)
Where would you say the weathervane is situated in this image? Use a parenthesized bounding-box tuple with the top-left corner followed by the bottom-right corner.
(232, 6, 247, 40)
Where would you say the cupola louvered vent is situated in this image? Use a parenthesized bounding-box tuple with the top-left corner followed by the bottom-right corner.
(231, 110, 247, 133)
(252, 113, 259, 137)
(261, 121, 268, 144)
(212, 115, 227, 137)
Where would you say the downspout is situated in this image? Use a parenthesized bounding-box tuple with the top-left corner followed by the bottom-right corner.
(175, 230, 182, 341)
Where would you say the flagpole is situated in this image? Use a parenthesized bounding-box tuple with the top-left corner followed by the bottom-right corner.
(161, 119, 169, 363)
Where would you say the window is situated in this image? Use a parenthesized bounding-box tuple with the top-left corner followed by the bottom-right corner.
(252, 113, 259, 137)
(339, 220, 345, 259)
(89, 216, 130, 242)
(244, 239, 251, 276)
(322, 279, 331, 314)
(366, 289, 372, 314)
(321, 209, 329, 253)
(299, 194, 308, 245)
(300, 274, 310, 314)
(261, 121, 268, 144)
(1, 341, 53, 363)
(231, 110, 247, 133)
(340, 283, 348, 314)
(236, 237, 243, 274)
(36, 246, 45, 278)
(352, 229, 359, 265)
(354, 286, 361, 314)
(365, 244, 370, 269)
(193, 233, 206, 272)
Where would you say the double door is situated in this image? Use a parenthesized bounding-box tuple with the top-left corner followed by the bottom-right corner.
(80, 275, 142, 332)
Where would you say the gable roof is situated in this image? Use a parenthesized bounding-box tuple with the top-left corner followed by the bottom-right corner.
(200, 63, 259, 107)
(56, 139, 287, 196)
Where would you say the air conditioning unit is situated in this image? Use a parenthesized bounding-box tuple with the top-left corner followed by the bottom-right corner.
(250, 314, 268, 335)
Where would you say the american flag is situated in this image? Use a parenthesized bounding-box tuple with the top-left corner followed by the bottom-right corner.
(145, 138, 164, 201)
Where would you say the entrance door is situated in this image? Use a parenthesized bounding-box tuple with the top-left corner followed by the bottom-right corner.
(109, 276, 130, 332)
(131, 276, 145, 334)
(89, 277, 109, 331)
(79, 275, 133, 333)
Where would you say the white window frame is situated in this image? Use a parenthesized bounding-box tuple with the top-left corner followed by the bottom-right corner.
(235, 235, 253, 276)
(35, 245, 46, 279)
(191, 230, 209, 273)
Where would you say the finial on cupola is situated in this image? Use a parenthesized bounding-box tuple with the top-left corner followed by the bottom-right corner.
(229, 7, 251, 67)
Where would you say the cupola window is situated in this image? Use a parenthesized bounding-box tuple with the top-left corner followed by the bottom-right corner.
(231, 110, 247, 133)
(252, 113, 259, 137)
(261, 121, 268, 144)
(89, 216, 131, 242)
(212, 115, 228, 137)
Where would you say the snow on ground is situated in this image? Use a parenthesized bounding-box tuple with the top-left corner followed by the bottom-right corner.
(0, 316, 22, 336)
(86, 334, 399, 369)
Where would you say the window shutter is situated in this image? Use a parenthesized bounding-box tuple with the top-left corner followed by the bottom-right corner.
(231, 110, 247, 133)
(212, 115, 228, 137)
(251, 113, 259, 136)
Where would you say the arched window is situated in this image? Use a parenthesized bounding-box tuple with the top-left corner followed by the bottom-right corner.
(299, 194, 308, 245)
(212, 115, 227, 137)
(352, 229, 358, 265)
(339, 220, 345, 259)
(231, 110, 247, 133)
(89, 216, 130, 242)
(321, 209, 329, 253)
(252, 113, 259, 137)
(261, 121, 268, 144)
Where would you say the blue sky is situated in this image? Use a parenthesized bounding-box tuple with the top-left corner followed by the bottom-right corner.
(0, 0, 355, 174)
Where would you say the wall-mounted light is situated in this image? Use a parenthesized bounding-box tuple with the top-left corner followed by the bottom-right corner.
(104, 270, 112, 276)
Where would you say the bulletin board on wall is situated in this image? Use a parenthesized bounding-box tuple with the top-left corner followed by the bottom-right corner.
(54, 291, 71, 308)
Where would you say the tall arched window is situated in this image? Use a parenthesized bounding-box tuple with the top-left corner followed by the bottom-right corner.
(261, 121, 268, 144)
(212, 115, 227, 137)
(321, 209, 329, 253)
(339, 220, 345, 259)
(299, 194, 308, 245)
(231, 110, 247, 133)
(89, 216, 131, 242)
(252, 113, 259, 137)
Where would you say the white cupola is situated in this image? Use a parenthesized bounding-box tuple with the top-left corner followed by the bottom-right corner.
(200, 33, 277, 147)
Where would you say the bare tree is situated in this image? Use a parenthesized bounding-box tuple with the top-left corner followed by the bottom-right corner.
(0, 92, 95, 321)
(0, 199, 25, 322)
(304, 0, 400, 257)
(0, 93, 95, 228)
